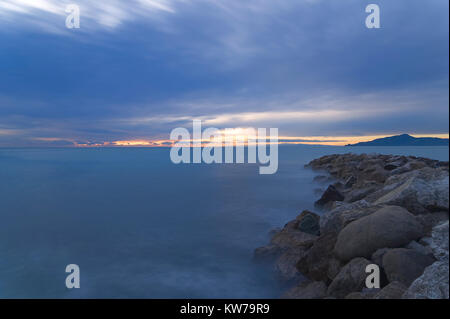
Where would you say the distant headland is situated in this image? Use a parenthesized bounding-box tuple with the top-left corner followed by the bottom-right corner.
(346, 134, 449, 147)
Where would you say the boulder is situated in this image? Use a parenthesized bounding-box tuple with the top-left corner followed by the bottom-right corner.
(282, 281, 328, 299)
(373, 281, 407, 299)
(374, 168, 449, 214)
(414, 211, 449, 235)
(270, 226, 317, 249)
(327, 257, 343, 281)
(430, 221, 449, 261)
(405, 241, 433, 257)
(295, 210, 320, 236)
(403, 221, 449, 299)
(296, 232, 337, 282)
(371, 248, 391, 267)
(275, 248, 308, 282)
(382, 248, 435, 286)
(314, 185, 344, 208)
(334, 206, 424, 261)
(402, 261, 449, 299)
(320, 200, 374, 235)
(327, 258, 372, 298)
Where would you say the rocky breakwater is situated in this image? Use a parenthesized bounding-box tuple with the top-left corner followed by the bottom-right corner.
(255, 153, 449, 299)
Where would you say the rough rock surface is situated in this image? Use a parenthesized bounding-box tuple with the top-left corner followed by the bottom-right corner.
(403, 221, 449, 299)
(373, 168, 449, 214)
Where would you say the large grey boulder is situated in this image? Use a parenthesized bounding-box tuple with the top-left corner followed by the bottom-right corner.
(282, 281, 328, 299)
(382, 248, 435, 286)
(334, 206, 424, 261)
(327, 258, 372, 298)
(373, 168, 449, 214)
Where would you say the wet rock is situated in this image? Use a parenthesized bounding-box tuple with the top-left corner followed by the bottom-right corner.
(314, 185, 344, 208)
(334, 206, 424, 261)
(275, 247, 308, 282)
(296, 210, 320, 236)
(382, 248, 435, 286)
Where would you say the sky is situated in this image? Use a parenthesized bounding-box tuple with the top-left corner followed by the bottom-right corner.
(0, 0, 448, 147)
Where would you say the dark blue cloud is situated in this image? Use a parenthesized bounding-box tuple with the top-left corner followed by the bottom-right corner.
(0, 0, 448, 145)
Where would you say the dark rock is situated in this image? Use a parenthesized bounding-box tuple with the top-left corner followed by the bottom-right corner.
(402, 221, 449, 299)
(345, 291, 377, 299)
(270, 225, 318, 249)
(327, 258, 372, 299)
(344, 175, 357, 188)
(405, 241, 433, 257)
(296, 232, 337, 282)
(275, 247, 308, 282)
(373, 281, 408, 299)
(295, 210, 320, 236)
(382, 248, 435, 286)
(371, 248, 391, 267)
(402, 261, 449, 299)
(314, 185, 344, 208)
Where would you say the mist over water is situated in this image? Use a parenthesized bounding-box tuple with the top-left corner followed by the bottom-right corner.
(0, 146, 448, 298)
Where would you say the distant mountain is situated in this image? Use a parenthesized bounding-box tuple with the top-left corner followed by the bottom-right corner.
(346, 134, 449, 146)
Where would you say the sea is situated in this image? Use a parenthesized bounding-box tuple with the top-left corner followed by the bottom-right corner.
(0, 145, 448, 298)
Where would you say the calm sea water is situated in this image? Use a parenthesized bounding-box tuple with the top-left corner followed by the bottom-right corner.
(0, 145, 448, 298)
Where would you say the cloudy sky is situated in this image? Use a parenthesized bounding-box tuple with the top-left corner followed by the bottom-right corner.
(0, 0, 448, 146)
